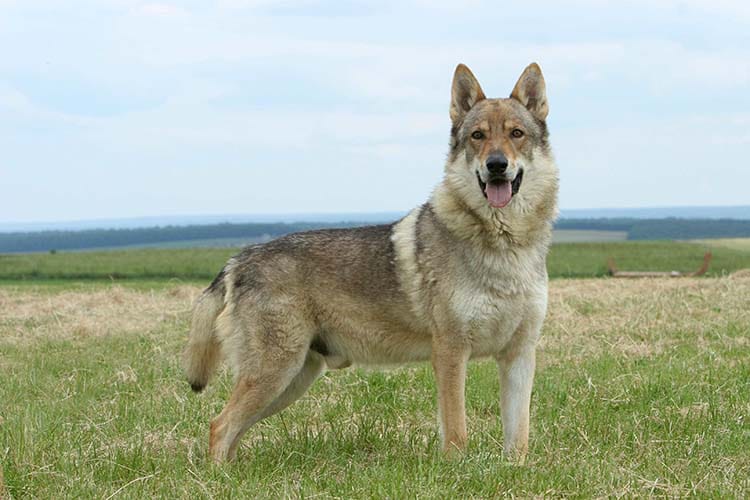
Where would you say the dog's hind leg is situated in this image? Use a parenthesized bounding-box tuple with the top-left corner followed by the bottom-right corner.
(251, 349, 326, 423)
(209, 350, 308, 463)
(209, 309, 316, 463)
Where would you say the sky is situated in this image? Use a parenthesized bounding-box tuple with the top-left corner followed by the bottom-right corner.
(1, 0, 749, 224)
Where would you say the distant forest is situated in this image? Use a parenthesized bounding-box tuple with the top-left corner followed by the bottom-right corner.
(1, 218, 750, 253)
(0, 222, 349, 253)
(554, 218, 750, 240)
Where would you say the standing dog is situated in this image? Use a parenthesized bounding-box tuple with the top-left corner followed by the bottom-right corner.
(184, 63, 559, 463)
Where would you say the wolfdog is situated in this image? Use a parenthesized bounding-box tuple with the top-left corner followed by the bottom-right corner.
(184, 63, 559, 463)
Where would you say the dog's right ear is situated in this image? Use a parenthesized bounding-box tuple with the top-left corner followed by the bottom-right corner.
(510, 63, 548, 122)
(450, 64, 486, 124)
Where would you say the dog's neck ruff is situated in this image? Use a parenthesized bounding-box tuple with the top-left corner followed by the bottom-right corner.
(430, 162, 558, 251)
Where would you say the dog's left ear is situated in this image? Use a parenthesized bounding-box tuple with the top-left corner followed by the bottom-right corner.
(510, 63, 548, 122)
(450, 64, 486, 123)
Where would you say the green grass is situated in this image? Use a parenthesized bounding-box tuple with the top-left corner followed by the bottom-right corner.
(2, 323, 748, 496)
(1, 240, 749, 283)
(1, 277, 748, 497)
(692, 237, 750, 252)
(548, 240, 750, 278)
(0, 278, 205, 293)
(0, 248, 236, 281)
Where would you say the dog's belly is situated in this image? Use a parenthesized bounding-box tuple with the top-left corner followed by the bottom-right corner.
(314, 306, 433, 367)
(308, 267, 545, 367)
(314, 293, 538, 367)
(319, 313, 524, 368)
(320, 326, 433, 367)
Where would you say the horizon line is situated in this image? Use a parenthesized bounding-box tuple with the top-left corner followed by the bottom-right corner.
(1, 204, 750, 233)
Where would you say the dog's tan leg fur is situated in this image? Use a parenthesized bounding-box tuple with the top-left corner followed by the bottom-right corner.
(432, 344, 470, 453)
(252, 350, 326, 423)
(497, 345, 536, 463)
(209, 379, 280, 463)
(209, 349, 310, 463)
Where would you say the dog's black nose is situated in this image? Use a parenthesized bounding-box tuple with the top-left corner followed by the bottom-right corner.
(486, 154, 508, 175)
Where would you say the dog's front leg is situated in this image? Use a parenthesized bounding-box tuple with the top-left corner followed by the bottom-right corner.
(497, 343, 536, 463)
(432, 343, 470, 454)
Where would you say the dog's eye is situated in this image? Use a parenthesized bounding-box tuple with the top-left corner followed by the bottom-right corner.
(511, 129, 524, 138)
(471, 131, 484, 140)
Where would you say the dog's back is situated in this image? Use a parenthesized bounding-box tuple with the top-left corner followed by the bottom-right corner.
(183, 224, 418, 390)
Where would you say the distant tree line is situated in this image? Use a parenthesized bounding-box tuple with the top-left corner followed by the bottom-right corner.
(624, 218, 750, 240)
(555, 218, 634, 231)
(557, 218, 750, 240)
(0, 222, 350, 253)
(1, 218, 750, 253)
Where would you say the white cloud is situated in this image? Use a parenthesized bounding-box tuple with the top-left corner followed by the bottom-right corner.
(555, 112, 750, 208)
(137, 3, 189, 17)
(1, 0, 749, 222)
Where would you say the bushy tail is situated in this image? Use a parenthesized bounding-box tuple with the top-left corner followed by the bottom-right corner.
(183, 286, 225, 392)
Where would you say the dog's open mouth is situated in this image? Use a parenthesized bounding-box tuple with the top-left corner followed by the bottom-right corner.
(476, 169, 524, 208)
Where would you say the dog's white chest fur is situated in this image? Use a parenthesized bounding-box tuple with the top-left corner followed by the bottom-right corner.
(392, 206, 548, 359)
(452, 285, 523, 356)
(448, 252, 547, 358)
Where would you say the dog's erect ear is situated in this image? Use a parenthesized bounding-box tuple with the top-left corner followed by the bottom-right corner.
(510, 63, 548, 122)
(450, 64, 486, 123)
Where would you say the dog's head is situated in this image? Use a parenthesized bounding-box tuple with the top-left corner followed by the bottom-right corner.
(446, 63, 554, 211)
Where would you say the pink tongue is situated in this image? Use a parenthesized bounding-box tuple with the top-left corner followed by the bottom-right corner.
(485, 181, 513, 208)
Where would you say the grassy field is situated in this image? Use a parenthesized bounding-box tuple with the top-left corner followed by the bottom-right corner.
(0, 248, 236, 281)
(1, 241, 749, 496)
(1, 276, 748, 497)
(692, 237, 750, 252)
(545, 240, 750, 278)
(2, 240, 750, 282)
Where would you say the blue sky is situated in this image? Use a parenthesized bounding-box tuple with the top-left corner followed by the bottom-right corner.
(1, 0, 749, 224)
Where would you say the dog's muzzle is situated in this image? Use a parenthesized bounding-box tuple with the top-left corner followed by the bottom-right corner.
(476, 168, 524, 208)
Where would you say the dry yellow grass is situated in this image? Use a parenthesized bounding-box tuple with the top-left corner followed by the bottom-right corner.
(0, 466, 6, 500)
(0, 285, 200, 345)
(542, 275, 750, 365)
(1, 277, 748, 367)
(730, 268, 750, 279)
